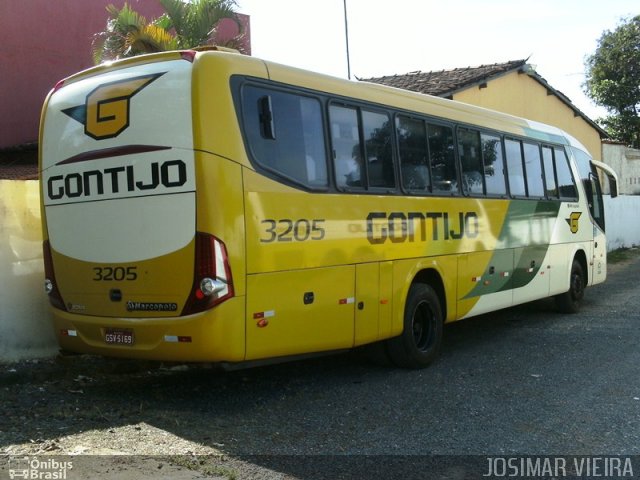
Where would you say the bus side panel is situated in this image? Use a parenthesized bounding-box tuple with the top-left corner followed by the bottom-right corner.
(549, 199, 595, 291)
(194, 152, 246, 296)
(378, 261, 394, 340)
(592, 230, 607, 285)
(548, 243, 571, 296)
(512, 245, 551, 305)
(457, 249, 514, 319)
(245, 266, 355, 360)
(391, 256, 458, 336)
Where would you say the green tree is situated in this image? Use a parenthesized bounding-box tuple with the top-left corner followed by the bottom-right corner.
(92, 0, 243, 64)
(584, 15, 640, 148)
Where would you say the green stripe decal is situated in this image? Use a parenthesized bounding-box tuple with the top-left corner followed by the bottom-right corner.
(523, 127, 568, 146)
(463, 200, 560, 299)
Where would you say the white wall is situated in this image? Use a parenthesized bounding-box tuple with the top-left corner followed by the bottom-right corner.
(0, 180, 57, 362)
(604, 194, 640, 250)
(603, 143, 640, 196)
(0, 182, 638, 363)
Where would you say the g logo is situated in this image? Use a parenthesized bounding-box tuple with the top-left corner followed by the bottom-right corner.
(62, 72, 165, 140)
(566, 212, 582, 234)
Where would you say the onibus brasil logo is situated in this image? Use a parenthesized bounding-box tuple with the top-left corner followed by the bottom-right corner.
(7, 456, 73, 479)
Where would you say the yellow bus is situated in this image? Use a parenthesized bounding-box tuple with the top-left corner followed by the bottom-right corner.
(39, 49, 618, 368)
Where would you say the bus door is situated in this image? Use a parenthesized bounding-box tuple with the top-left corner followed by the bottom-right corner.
(354, 261, 393, 346)
(584, 159, 617, 285)
(587, 172, 606, 284)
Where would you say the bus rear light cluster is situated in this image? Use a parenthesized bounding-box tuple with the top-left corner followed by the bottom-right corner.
(43, 241, 67, 311)
(181, 233, 234, 316)
(199, 277, 227, 297)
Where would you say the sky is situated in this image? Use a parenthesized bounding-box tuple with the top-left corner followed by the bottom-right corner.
(236, 0, 638, 121)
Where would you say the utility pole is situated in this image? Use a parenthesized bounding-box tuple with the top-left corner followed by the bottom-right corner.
(343, 0, 351, 80)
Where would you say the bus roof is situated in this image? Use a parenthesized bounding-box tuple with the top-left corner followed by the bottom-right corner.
(55, 49, 584, 153)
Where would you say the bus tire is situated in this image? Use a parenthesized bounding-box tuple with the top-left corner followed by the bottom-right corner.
(555, 258, 585, 313)
(388, 283, 443, 369)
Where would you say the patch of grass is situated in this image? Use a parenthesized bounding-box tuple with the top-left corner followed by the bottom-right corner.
(607, 247, 640, 264)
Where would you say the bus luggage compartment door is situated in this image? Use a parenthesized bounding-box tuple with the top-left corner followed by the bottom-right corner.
(245, 265, 355, 360)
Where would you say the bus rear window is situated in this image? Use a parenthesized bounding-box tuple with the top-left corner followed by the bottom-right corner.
(241, 85, 328, 188)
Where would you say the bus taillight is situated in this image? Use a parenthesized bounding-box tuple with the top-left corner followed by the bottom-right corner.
(43, 241, 66, 311)
(182, 233, 234, 316)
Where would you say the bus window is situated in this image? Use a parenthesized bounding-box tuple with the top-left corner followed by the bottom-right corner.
(481, 133, 507, 196)
(505, 139, 526, 196)
(542, 146, 559, 198)
(554, 147, 578, 199)
(363, 110, 395, 189)
(458, 128, 484, 196)
(428, 124, 457, 194)
(397, 115, 430, 193)
(330, 105, 362, 189)
(523, 142, 544, 197)
(243, 86, 328, 188)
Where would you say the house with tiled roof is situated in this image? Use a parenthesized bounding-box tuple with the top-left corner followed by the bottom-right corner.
(362, 60, 607, 161)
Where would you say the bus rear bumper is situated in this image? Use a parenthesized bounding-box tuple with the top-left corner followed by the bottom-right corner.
(50, 296, 246, 362)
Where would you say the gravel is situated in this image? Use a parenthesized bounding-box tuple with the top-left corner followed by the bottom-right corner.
(2, 248, 640, 479)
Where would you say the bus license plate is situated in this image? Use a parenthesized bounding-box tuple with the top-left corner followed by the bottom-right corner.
(105, 328, 134, 346)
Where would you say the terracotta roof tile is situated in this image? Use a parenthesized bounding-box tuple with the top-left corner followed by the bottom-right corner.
(361, 59, 607, 138)
(361, 59, 528, 96)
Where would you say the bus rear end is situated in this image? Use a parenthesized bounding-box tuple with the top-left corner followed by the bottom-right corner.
(40, 51, 245, 361)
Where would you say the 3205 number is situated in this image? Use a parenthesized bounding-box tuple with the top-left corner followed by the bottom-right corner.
(93, 266, 138, 281)
(260, 219, 325, 243)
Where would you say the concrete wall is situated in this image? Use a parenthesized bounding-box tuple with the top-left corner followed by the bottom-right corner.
(604, 195, 640, 250)
(1, 182, 638, 363)
(0, 180, 57, 361)
(602, 143, 640, 195)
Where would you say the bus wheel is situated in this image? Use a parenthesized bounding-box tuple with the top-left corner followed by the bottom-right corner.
(555, 259, 585, 313)
(388, 283, 443, 368)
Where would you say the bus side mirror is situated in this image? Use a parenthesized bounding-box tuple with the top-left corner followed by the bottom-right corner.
(609, 177, 618, 198)
(591, 160, 618, 198)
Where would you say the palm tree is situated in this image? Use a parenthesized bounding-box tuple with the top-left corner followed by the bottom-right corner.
(92, 0, 243, 64)
(157, 0, 240, 49)
(91, 4, 177, 63)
